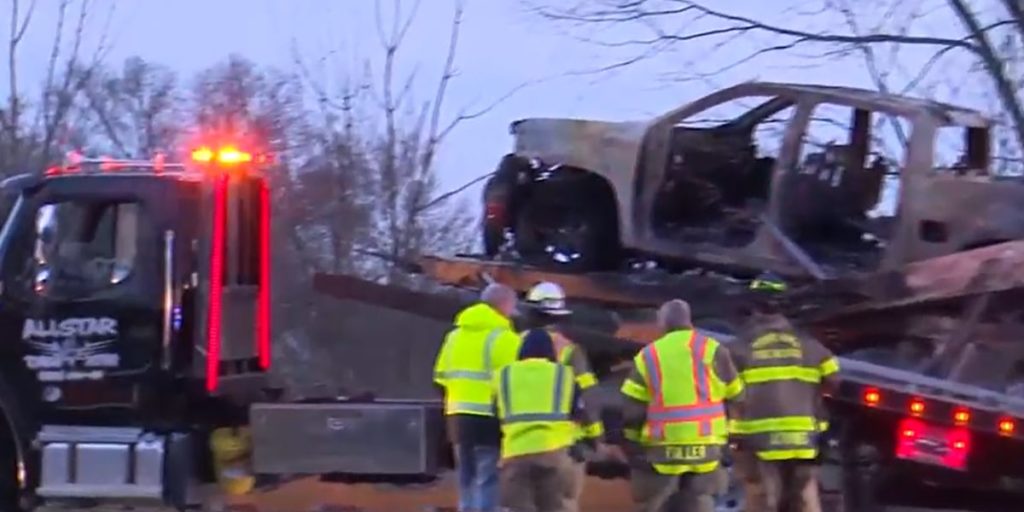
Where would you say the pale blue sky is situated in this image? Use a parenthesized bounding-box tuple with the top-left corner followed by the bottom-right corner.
(6, 0, 1002, 198)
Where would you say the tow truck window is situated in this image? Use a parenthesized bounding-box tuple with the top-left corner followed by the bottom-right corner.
(29, 200, 142, 298)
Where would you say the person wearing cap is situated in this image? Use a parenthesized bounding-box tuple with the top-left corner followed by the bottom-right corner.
(493, 328, 598, 512)
(521, 282, 608, 507)
(434, 283, 523, 512)
(729, 272, 840, 512)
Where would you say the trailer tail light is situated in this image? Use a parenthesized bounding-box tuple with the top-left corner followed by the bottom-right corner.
(909, 398, 925, 416)
(205, 174, 229, 392)
(998, 418, 1016, 436)
(953, 408, 970, 426)
(863, 388, 881, 406)
(256, 180, 271, 370)
(896, 417, 970, 471)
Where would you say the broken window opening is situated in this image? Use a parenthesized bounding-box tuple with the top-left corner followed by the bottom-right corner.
(651, 95, 795, 248)
(779, 104, 909, 274)
(933, 125, 990, 177)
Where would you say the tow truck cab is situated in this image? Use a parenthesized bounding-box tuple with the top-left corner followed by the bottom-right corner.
(0, 148, 271, 508)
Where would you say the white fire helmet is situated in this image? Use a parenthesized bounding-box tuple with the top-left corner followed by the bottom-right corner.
(525, 281, 571, 316)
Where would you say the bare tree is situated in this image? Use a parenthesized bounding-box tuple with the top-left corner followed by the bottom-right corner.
(82, 57, 183, 157)
(528, 0, 1024, 162)
(365, 0, 480, 283)
(0, 0, 115, 172)
(295, 0, 510, 283)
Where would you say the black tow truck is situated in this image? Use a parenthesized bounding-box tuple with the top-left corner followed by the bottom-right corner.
(0, 148, 417, 511)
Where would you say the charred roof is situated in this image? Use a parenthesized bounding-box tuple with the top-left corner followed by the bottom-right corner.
(723, 81, 990, 128)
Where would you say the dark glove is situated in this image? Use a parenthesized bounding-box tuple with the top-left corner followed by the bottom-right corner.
(569, 443, 586, 463)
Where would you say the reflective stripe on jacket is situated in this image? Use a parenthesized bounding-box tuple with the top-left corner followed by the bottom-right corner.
(729, 319, 840, 460)
(434, 303, 521, 416)
(494, 359, 577, 459)
(620, 329, 743, 474)
(558, 343, 603, 440)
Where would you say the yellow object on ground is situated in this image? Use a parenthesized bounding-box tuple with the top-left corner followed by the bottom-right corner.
(210, 427, 255, 495)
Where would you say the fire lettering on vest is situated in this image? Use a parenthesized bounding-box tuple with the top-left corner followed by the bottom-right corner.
(664, 445, 707, 461)
(752, 348, 802, 360)
(751, 332, 799, 348)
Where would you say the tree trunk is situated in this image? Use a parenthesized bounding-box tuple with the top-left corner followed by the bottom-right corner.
(949, 0, 1024, 159)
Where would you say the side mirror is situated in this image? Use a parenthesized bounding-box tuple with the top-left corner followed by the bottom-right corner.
(32, 204, 58, 294)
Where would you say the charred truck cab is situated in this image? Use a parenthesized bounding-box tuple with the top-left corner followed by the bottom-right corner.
(0, 147, 272, 510)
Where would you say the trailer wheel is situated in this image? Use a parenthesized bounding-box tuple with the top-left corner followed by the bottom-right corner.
(513, 172, 619, 272)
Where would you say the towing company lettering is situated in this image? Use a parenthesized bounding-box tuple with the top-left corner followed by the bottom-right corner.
(22, 317, 120, 382)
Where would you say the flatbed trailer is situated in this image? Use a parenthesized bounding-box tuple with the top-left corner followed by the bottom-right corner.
(307, 253, 1024, 511)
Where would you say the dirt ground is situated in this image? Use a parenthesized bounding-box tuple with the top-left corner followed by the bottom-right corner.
(209, 474, 974, 512)
(219, 474, 632, 511)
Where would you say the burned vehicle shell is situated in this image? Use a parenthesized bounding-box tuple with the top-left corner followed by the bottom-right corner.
(482, 81, 1020, 281)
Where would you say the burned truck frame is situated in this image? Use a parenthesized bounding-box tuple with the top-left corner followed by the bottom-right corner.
(484, 82, 1023, 279)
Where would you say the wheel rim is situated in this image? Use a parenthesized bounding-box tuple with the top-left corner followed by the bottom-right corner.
(536, 213, 590, 265)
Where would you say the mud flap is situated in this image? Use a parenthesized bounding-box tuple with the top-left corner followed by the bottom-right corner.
(249, 401, 445, 476)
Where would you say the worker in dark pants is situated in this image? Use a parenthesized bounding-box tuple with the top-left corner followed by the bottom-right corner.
(729, 273, 841, 512)
(494, 329, 600, 512)
(434, 284, 523, 512)
(618, 299, 744, 512)
(520, 281, 608, 509)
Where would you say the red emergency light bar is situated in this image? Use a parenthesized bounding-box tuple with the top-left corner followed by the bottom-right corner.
(190, 144, 272, 167)
(45, 153, 184, 176)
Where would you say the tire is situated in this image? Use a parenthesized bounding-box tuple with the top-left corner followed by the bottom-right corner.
(0, 379, 30, 511)
(513, 174, 619, 272)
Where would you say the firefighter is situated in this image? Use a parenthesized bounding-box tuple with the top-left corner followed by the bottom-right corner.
(433, 283, 523, 512)
(729, 272, 841, 512)
(494, 328, 598, 512)
(521, 281, 606, 506)
(619, 299, 744, 512)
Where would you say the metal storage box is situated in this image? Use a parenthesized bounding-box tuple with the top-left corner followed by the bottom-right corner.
(250, 400, 444, 475)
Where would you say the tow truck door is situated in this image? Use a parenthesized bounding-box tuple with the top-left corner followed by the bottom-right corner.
(0, 175, 171, 408)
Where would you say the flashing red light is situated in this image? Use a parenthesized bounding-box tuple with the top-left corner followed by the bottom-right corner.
(863, 388, 881, 406)
(65, 150, 83, 168)
(205, 175, 229, 392)
(953, 408, 971, 425)
(909, 398, 925, 416)
(99, 156, 116, 171)
(191, 146, 215, 163)
(217, 146, 252, 164)
(191, 145, 254, 166)
(255, 180, 272, 370)
(998, 418, 1016, 436)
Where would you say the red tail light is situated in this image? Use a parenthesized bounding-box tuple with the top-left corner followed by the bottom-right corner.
(205, 175, 229, 392)
(863, 388, 881, 406)
(999, 418, 1016, 436)
(255, 180, 271, 370)
(909, 398, 925, 415)
(953, 408, 970, 425)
